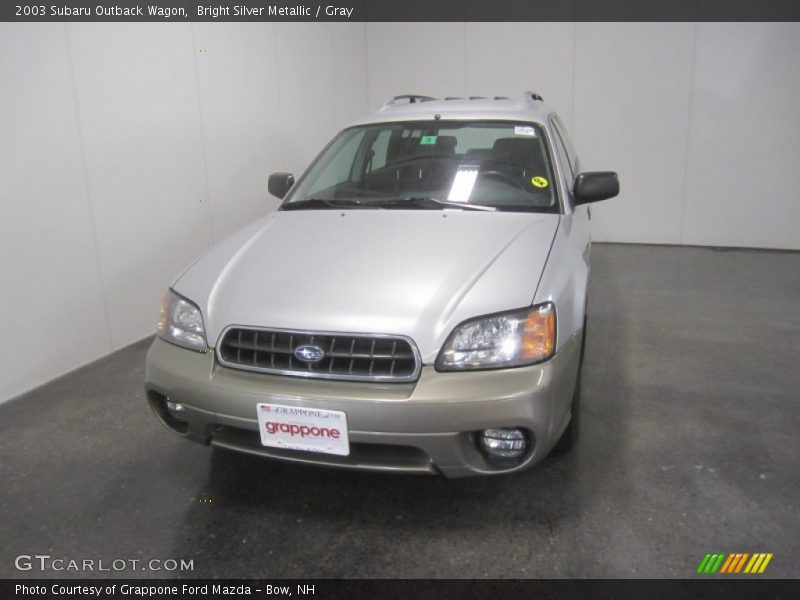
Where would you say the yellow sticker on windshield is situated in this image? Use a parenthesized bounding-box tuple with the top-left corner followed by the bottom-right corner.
(531, 176, 549, 188)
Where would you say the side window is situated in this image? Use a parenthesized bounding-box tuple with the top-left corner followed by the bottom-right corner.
(306, 130, 365, 196)
(551, 114, 578, 174)
(550, 120, 574, 190)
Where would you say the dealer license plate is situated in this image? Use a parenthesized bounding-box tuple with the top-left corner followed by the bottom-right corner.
(256, 403, 350, 456)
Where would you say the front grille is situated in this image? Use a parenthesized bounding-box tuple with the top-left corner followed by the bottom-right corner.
(216, 327, 421, 382)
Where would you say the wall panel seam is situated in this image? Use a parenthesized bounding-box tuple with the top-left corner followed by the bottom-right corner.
(363, 22, 371, 109)
(570, 21, 577, 129)
(271, 24, 288, 170)
(62, 23, 114, 351)
(189, 23, 216, 245)
(679, 22, 699, 245)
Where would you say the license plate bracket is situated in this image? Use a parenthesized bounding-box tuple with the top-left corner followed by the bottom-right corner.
(256, 403, 350, 456)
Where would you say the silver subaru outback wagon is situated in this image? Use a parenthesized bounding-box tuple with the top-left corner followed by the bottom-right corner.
(145, 92, 618, 477)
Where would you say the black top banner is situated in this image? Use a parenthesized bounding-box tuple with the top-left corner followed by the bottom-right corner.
(3, 0, 800, 22)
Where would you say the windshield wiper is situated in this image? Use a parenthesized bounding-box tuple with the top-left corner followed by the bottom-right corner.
(377, 197, 497, 212)
(280, 198, 373, 210)
(282, 196, 498, 212)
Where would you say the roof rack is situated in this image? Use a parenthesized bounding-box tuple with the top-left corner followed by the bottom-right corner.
(522, 91, 545, 102)
(448, 96, 510, 101)
(383, 94, 437, 107)
(381, 92, 544, 111)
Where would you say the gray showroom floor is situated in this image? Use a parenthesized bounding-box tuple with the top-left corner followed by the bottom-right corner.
(1, 243, 798, 579)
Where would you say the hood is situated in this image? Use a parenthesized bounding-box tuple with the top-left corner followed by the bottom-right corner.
(174, 209, 559, 363)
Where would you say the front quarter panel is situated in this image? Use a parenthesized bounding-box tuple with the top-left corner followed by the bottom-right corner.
(534, 211, 590, 350)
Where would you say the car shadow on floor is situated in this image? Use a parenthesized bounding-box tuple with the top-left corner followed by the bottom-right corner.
(171, 447, 580, 577)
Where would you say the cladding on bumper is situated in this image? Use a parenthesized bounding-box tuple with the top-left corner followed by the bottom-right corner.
(145, 334, 581, 477)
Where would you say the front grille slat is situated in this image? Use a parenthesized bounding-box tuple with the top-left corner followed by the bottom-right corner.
(326, 351, 413, 359)
(348, 339, 355, 375)
(217, 327, 420, 382)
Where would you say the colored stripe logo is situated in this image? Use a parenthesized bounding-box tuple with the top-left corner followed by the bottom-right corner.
(696, 552, 773, 574)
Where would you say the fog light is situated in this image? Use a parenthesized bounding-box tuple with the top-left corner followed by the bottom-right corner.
(165, 400, 186, 419)
(479, 428, 528, 460)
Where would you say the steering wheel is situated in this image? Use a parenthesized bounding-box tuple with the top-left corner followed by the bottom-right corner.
(478, 170, 527, 191)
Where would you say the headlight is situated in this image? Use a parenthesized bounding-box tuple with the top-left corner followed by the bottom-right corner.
(435, 302, 555, 371)
(157, 290, 208, 352)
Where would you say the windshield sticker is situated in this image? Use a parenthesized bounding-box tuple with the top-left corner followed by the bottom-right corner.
(420, 135, 438, 145)
(531, 176, 549, 188)
(514, 125, 537, 137)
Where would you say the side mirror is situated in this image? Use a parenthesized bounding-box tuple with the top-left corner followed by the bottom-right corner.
(573, 171, 619, 205)
(268, 172, 294, 199)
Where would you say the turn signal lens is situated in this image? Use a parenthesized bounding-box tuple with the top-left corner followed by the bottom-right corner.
(520, 304, 556, 362)
(157, 292, 170, 336)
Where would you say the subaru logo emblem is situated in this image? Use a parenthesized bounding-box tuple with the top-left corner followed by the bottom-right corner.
(294, 344, 324, 363)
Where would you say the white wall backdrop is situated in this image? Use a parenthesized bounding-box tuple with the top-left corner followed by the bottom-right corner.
(1, 22, 798, 402)
(0, 22, 367, 403)
(366, 22, 800, 248)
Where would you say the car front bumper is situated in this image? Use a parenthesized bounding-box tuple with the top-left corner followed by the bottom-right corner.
(144, 333, 581, 478)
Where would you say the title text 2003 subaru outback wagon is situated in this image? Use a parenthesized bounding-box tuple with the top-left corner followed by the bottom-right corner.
(145, 92, 618, 477)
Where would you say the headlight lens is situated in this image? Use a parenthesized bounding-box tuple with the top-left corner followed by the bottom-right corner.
(157, 290, 208, 352)
(435, 302, 555, 371)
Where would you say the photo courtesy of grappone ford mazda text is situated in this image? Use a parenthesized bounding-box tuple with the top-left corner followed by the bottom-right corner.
(145, 92, 619, 477)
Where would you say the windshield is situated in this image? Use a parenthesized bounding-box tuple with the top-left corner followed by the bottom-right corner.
(282, 120, 559, 212)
